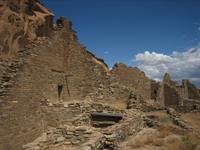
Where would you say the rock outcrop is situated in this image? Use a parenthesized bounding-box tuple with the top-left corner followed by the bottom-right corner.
(0, 0, 54, 55)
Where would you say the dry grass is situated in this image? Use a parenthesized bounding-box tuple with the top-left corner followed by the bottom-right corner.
(119, 111, 200, 150)
(164, 135, 183, 150)
(120, 124, 200, 150)
(181, 136, 197, 150)
(126, 128, 168, 149)
(146, 111, 172, 124)
(157, 125, 173, 138)
(181, 112, 200, 130)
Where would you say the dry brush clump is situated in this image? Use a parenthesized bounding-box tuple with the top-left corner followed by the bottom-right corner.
(124, 125, 200, 150)
(180, 134, 200, 150)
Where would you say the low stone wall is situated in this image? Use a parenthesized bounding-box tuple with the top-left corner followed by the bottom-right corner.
(41, 101, 123, 128)
(22, 125, 95, 150)
(94, 112, 144, 149)
(22, 103, 144, 150)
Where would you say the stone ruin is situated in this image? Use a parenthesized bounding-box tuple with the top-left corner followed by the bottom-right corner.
(22, 101, 144, 150)
(0, 0, 200, 149)
(156, 73, 200, 107)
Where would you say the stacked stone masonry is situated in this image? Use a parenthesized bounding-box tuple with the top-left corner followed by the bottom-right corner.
(0, 0, 200, 149)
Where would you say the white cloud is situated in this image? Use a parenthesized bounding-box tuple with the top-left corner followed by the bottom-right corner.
(136, 51, 175, 65)
(198, 26, 200, 31)
(134, 44, 200, 86)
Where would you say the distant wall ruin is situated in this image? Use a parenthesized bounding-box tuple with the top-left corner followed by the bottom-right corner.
(182, 80, 200, 100)
(156, 73, 200, 107)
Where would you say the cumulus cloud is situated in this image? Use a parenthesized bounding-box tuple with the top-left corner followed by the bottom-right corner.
(134, 44, 200, 86)
(136, 51, 175, 65)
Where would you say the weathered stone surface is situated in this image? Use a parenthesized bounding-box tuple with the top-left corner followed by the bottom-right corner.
(144, 116, 160, 127)
(127, 91, 144, 109)
(150, 80, 160, 100)
(0, 0, 54, 55)
(156, 73, 181, 106)
(110, 63, 152, 100)
(158, 83, 180, 106)
(0, 0, 199, 149)
(182, 79, 200, 100)
(156, 73, 200, 107)
(22, 102, 143, 150)
(163, 73, 177, 86)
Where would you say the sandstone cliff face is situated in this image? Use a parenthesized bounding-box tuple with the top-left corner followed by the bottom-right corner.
(0, 0, 54, 55)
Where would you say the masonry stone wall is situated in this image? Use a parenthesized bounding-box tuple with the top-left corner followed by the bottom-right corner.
(157, 73, 180, 106)
(159, 83, 180, 106)
(182, 80, 200, 100)
(156, 73, 200, 106)
(110, 63, 152, 100)
(0, 16, 113, 149)
(150, 81, 160, 100)
(0, 33, 70, 149)
(1, 1, 200, 149)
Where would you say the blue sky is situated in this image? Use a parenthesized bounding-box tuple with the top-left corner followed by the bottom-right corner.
(41, 0, 200, 86)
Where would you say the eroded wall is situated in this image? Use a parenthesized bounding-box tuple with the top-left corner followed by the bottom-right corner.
(110, 63, 152, 100)
(0, 0, 54, 55)
(0, 15, 111, 149)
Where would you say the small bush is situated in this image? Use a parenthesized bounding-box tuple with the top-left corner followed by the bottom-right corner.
(181, 136, 199, 150)
(159, 116, 171, 123)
